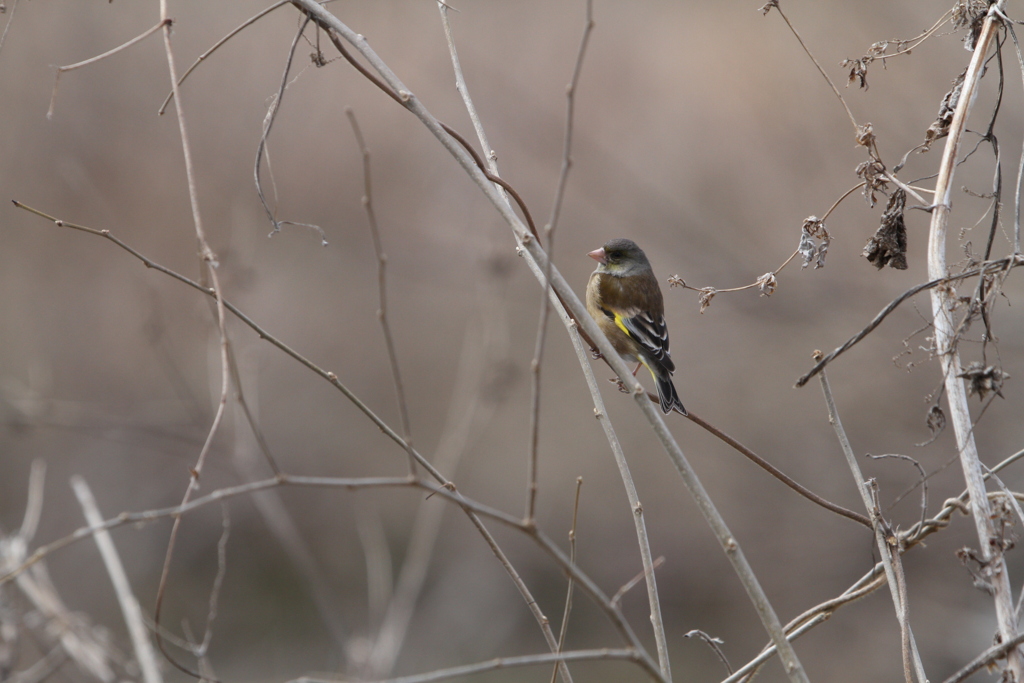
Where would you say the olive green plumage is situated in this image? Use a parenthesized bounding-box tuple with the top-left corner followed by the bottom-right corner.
(585, 238, 686, 415)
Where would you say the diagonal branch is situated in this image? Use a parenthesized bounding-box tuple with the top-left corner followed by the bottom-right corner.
(290, 3, 808, 680)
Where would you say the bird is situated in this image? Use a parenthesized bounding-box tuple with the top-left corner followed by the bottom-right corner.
(585, 238, 686, 415)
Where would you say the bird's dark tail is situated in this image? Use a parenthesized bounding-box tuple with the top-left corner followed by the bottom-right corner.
(654, 372, 687, 416)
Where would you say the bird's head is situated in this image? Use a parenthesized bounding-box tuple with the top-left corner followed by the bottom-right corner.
(587, 238, 650, 276)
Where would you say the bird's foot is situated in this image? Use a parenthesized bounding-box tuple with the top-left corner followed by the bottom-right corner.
(609, 377, 630, 394)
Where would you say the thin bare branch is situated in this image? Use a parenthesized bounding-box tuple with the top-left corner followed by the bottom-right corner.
(154, 5, 235, 674)
(255, 13, 326, 243)
(0, 0, 21, 58)
(795, 255, 1022, 387)
(526, 0, 594, 525)
(71, 477, 163, 683)
(564, 319, 671, 678)
(18, 460, 46, 543)
(47, 19, 170, 119)
(942, 633, 1024, 683)
(346, 108, 417, 476)
(686, 411, 871, 527)
(761, 1, 858, 133)
(550, 477, 584, 683)
(158, 1, 290, 115)
(817, 362, 927, 683)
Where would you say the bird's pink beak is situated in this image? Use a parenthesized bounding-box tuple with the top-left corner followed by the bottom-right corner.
(588, 247, 607, 264)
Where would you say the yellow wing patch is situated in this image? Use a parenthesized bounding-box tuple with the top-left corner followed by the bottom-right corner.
(613, 313, 631, 338)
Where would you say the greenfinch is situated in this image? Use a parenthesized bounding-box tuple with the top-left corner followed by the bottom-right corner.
(586, 238, 686, 415)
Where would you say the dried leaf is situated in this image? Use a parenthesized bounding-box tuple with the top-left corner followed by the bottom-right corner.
(923, 69, 966, 150)
(855, 122, 876, 148)
(756, 272, 777, 296)
(952, 0, 988, 50)
(925, 404, 946, 436)
(864, 188, 908, 270)
(957, 362, 1008, 400)
(698, 287, 716, 314)
(855, 157, 889, 207)
(798, 217, 831, 269)
(841, 57, 870, 89)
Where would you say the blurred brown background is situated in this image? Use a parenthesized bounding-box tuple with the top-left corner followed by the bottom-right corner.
(2, 1, 1023, 681)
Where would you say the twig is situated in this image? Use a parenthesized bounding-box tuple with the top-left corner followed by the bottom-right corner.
(230, 382, 346, 651)
(551, 477, 584, 683)
(817, 362, 926, 683)
(565, 318, 671, 679)
(346, 108, 417, 476)
(47, 19, 171, 119)
(367, 326, 494, 677)
(730, 446, 1024, 682)
(685, 630, 732, 676)
(71, 476, 163, 683)
(154, 4, 234, 676)
(438, 2, 503, 187)
(925, 3, 1023, 677)
(611, 557, 666, 608)
(10, 201, 449, 484)
(195, 506, 230, 658)
(722, 574, 885, 683)
(672, 181, 863, 301)
(18, 460, 46, 543)
(686, 412, 870, 527)
(868, 453, 928, 534)
(0, 0, 21, 59)
(761, 1, 858, 134)
(942, 633, 1024, 683)
(795, 255, 1022, 387)
(526, 0, 594, 525)
(158, 1, 290, 114)
(255, 14, 327, 242)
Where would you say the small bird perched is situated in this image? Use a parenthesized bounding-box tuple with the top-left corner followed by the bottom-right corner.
(585, 238, 686, 415)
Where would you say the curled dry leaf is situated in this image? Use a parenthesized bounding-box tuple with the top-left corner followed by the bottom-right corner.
(925, 403, 946, 437)
(864, 188, 908, 270)
(923, 69, 966, 150)
(798, 216, 831, 269)
(667, 275, 686, 289)
(841, 56, 870, 89)
(855, 157, 889, 207)
(855, 122, 876, 148)
(841, 40, 906, 91)
(952, 0, 988, 50)
(756, 272, 777, 296)
(758, 0, 779, 16)
(957, 362, 1008, 400)
(698, 287, 716, 314)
